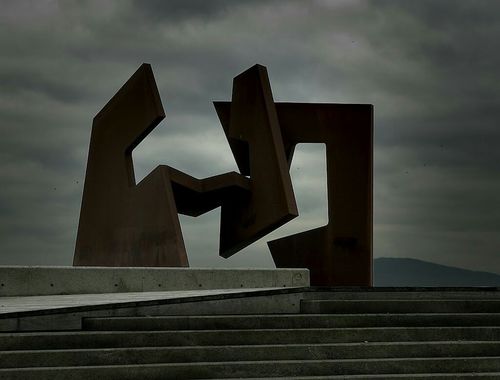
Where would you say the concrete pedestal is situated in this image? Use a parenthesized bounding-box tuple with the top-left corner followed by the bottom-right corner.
(0, 266, 309, 297)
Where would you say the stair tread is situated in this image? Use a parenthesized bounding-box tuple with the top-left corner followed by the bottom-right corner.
(4, 340, 500, 352)
(2, 355, 500, 366)
(302, 300, 500, 302)
(5, 325, 500, 337)
(226, 374, 500, 380)
(84, 312, 500, 321)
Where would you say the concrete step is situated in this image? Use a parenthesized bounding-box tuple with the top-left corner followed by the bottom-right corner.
(301, 299, 500, 314)
(1, 357, 500, 379)
(82, 313, 500, 330)
(226, 375, 500, 379)
(3, 341, 500, 368)
(304, 291, 500, 300)
(3, 327, 500, 350)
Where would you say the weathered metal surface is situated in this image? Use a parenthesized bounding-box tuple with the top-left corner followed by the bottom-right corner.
(215, 65, 298, 258)
(215, 102, 373, 286)
(269, 103, 373, 286)
(73, 64, 250, 266)
(74, 63, 372, 286)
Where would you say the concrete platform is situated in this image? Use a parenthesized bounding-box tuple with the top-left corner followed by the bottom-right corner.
(0, 266, 309, 296)
(0, 287, 308, 332)
(0, 266, 310, 332)
(0, 288, 294, 316)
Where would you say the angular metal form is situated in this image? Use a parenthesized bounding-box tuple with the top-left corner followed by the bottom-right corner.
(74, 63, 373, 287)
(73, 64, 250, 266)
(215, 102, 373, 286)
(270, 103, 373, 286)
(214, 65, 298, 257)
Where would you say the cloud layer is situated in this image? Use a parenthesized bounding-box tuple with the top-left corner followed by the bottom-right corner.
(1, 0, 500, 273)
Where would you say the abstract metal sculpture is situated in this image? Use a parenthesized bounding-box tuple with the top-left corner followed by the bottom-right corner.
(74, 63, 373, 286)
(216, 101, 373, 286)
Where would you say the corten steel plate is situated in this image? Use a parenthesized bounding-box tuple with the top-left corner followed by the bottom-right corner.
(215, 102, 373, 286)
(74, 62, 372, 287)
(214, 65, 298, 258)
(73, 64, 250, 267)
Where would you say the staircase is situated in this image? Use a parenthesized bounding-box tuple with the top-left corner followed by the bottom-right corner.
(2, 289, 500, 379)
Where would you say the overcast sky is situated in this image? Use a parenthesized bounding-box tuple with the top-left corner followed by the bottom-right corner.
(1, 0, 500, 274)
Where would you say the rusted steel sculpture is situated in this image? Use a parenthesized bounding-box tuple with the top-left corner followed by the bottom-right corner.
(215, 101, 373, 286)
(215, 66, 298, 257)
(73, 64, 251, 267)
(74, 63, 373, 286)
(270, 104, 372, 286)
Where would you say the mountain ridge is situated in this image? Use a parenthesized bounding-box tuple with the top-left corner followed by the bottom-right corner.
(374, 257, 500, 287)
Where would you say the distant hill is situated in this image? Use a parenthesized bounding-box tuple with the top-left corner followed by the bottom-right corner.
(374, 257, 500, 287)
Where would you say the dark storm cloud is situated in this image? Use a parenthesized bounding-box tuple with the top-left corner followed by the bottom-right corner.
(362, 1, 500, 270)
(1, 0, 500, 273)
(133, 0, 238, 21)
